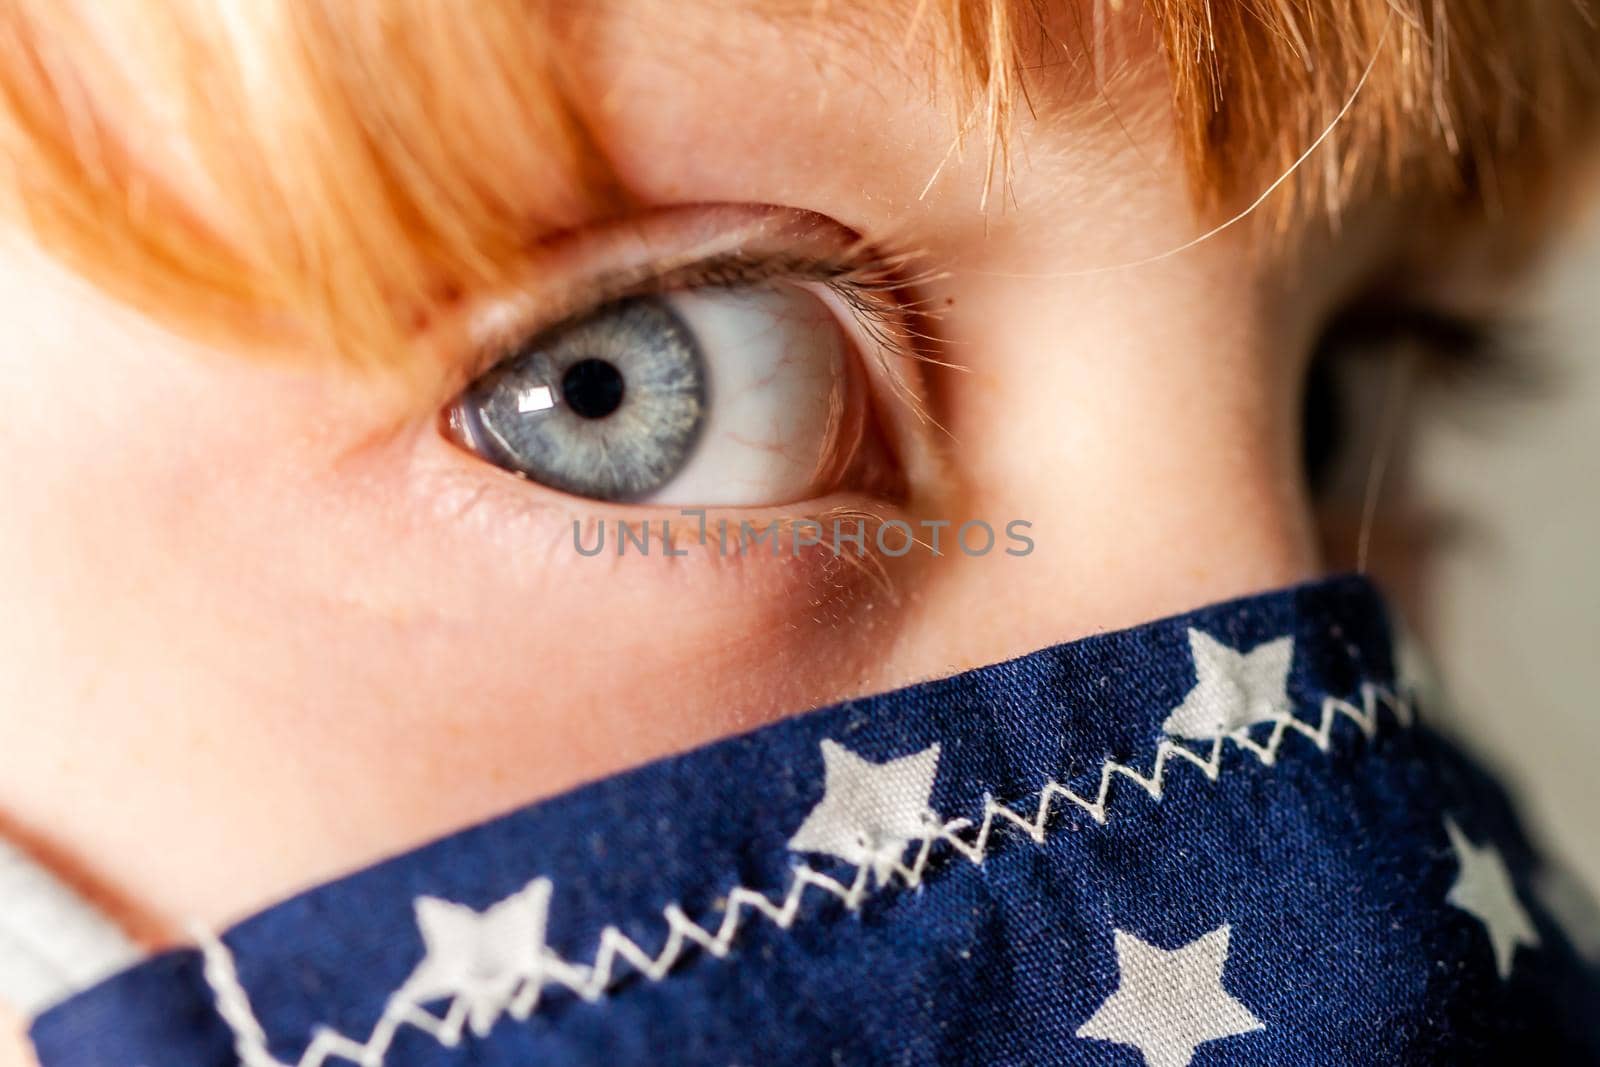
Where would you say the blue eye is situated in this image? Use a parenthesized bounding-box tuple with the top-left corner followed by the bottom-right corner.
(452, 297, 707, 502)
(449, 282, 887, 507)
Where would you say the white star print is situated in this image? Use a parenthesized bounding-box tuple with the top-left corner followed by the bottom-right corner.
(1076, 924, 1263, 1067)
(1445, 818, 1539, 979)
(399, 879, 552, 1037)
(1161, 629, 1294, 740)
(786, 739, 941, 885)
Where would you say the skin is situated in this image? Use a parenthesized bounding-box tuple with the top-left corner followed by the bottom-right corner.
(0, 6, 1499, 1063)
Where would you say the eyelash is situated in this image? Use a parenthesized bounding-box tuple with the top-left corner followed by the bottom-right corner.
(1317, 302, 1539, 396)
(462, 242, 935, 389)
(1302, 301, 1536, 497)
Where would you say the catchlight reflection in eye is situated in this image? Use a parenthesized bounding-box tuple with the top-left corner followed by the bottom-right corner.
(449, 285, 876, 507)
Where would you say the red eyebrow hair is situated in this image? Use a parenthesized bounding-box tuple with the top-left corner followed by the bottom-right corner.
(0, 0, 1593, 368)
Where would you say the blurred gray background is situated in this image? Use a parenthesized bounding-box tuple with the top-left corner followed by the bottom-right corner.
(1419, 201, 1600, 912)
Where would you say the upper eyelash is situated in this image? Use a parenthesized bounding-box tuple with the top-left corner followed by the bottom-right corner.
(464, 241, 943, 386)
(1320, 303, 1544, 396)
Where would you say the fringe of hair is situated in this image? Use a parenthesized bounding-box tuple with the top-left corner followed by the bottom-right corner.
(0, 0, 1594, 367)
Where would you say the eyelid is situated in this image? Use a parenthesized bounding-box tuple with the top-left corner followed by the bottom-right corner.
(445, 206, 926, 382)
(463, 253, 908, 385)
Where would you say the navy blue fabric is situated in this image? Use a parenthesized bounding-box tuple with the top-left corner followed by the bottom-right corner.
(31, 575, 1600, 1065)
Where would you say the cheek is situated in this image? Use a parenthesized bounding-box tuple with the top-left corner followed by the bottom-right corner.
(0, 264, 911, 925)
(249, 456, 903, 813)
(172, 477, 914, 923)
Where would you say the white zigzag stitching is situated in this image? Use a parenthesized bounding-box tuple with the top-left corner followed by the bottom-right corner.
(197, 681, 1413, 1067)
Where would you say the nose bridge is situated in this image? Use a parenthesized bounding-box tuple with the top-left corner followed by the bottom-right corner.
(890, 256, 1321, 676)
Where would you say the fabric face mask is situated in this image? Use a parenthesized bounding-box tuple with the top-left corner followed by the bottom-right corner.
(18, 575, 1600, 1065)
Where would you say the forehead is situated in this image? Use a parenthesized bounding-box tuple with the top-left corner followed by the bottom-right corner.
(564, 3, 1162, 235)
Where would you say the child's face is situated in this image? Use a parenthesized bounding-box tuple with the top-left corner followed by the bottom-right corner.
(0, 8, 1484, 932)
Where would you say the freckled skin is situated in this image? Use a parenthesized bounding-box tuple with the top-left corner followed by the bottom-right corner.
(0, 10, 1495, 1061)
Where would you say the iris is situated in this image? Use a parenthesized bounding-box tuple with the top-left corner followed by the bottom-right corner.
(455, 297, 707, 502)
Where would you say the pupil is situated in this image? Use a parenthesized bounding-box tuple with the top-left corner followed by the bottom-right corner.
(561, 358, 626, 420)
